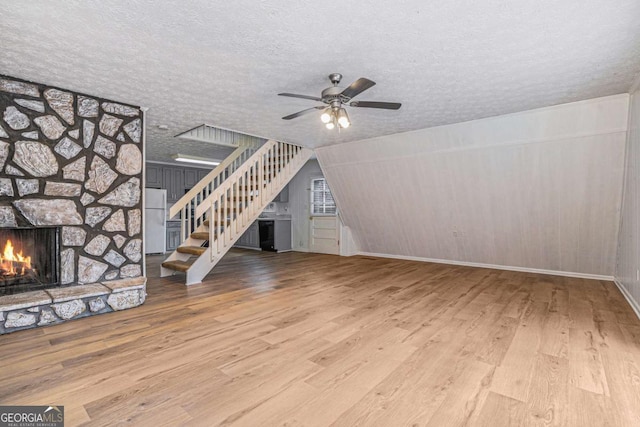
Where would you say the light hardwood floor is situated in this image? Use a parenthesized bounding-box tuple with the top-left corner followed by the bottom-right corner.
(1, 249, 640, 426)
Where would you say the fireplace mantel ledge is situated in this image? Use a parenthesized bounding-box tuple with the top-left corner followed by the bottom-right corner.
(0, 277, 146, 334)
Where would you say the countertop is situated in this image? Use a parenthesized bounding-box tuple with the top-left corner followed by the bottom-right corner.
(257, 214, 291, 221)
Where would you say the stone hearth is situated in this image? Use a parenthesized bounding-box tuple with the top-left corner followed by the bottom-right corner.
(0, 75, 145, 333)
(0, 277, 146, 333)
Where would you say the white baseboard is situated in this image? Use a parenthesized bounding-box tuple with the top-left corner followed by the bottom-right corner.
(232, 246, 262, 251)
(357, 252, 615, 281)
(614, 280, 640, 321)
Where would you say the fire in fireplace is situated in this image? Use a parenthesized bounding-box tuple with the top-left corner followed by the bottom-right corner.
(0, 239, 33, 278)
(0, 228, 60, 296)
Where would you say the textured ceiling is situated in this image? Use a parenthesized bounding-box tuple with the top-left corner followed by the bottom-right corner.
(1, 1, 639, 160)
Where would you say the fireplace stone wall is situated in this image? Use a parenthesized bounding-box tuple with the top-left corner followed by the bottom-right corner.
(0, 75, 145, 333)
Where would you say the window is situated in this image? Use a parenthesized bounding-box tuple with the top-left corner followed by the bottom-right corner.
(311, 178, 337, 215)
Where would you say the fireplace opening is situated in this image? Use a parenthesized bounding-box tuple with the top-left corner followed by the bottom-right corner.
(0, 227, 60, 296)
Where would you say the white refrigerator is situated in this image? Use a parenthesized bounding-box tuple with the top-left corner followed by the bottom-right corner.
(145, 188, 167, 254)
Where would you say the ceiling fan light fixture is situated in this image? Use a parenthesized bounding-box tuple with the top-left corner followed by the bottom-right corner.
(337, 108, 350, 128)
(320, 109, 332, 124)
(325, 120, 335, 130)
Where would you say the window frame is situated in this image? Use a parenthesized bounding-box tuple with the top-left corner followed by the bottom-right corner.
(310, 177, 337, 217)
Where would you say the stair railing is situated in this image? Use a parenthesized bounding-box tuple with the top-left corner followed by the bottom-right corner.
(169, 141, 261, 243)
(192, 140, 303, 260)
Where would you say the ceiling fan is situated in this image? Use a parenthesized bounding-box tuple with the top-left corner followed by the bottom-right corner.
(278, 73, 401, 130)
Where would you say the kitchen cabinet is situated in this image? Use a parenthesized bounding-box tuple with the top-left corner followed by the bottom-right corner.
(166, 222, 182, 252)
(274, 220, 292, 251)
(162, 167, 185, 202)
(146, 164, 163, 188)
(146, 163, 215, 201)
(184, 168, 199, 188)
(197, 169, 209, 182)
(273, 184, 289, 203)
(235, 222, 260, 249)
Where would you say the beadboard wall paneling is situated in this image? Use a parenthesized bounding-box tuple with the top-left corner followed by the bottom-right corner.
(288, 159, 324, 252)
(316, 95, 629, 277)
(615, 81, 640, 316)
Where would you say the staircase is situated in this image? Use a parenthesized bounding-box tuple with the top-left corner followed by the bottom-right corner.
(160, 140, 312, 285)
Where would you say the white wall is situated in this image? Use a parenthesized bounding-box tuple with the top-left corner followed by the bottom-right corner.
(317, 95, 629, 278)
(616, 80, 640, 315)
(288, 159, 324, 252)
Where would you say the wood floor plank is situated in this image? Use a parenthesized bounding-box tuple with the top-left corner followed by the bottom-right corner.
(548, 279, 570, 316)
(329, 319, 470, 426)
(525, 353, 569, 425)
(472, 391, 526, 427)
(502, 289, 533, 319)
(0, 249, 638, 426)
(490, 301, 548, 402)
(594, 313, 640, 425)
(305, 327, 416, 389)
(424, 359, 495, 427)
(459, 302, 519, 366)
(225, 382, 319, 427)
(567, 387, 619, 427)
(539, 312, 570, 359)
(568, 328, 610, 396)
(185, 359, 322, 424)
(283, 345, 417, 426)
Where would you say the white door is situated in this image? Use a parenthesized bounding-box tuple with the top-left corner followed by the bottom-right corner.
(310, 216, 339, 254)
(309, 178, 340, 255)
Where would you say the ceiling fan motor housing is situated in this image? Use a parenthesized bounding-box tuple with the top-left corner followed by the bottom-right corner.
(321, 86, 347, 105)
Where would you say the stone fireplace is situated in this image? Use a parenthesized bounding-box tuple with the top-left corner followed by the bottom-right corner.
(0, 75, 146, 333)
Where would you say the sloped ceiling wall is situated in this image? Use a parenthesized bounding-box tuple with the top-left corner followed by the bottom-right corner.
(316, 95, 629, 277)
(616, 81, 640, 309)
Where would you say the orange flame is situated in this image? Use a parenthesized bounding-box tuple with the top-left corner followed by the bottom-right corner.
(0, 240, 31, 275)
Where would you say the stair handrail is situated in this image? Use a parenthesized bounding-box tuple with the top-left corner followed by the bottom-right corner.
(202, 140, 304, 259)
(171, 141, 263, 244)
(170, 145, 246, 219)
(194, 140, 278, 219)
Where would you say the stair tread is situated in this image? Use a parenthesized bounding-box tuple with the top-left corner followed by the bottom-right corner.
(176, 245, 207, 255)
(190, 231, 210, 240)
(162, 260, 192, 272)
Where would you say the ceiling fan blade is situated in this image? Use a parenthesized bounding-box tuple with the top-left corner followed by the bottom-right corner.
(278, 93, 323, 102)
(341, 78, 376, 99)
(282, 106, 325, 120)
(349, 101, 402, 110)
